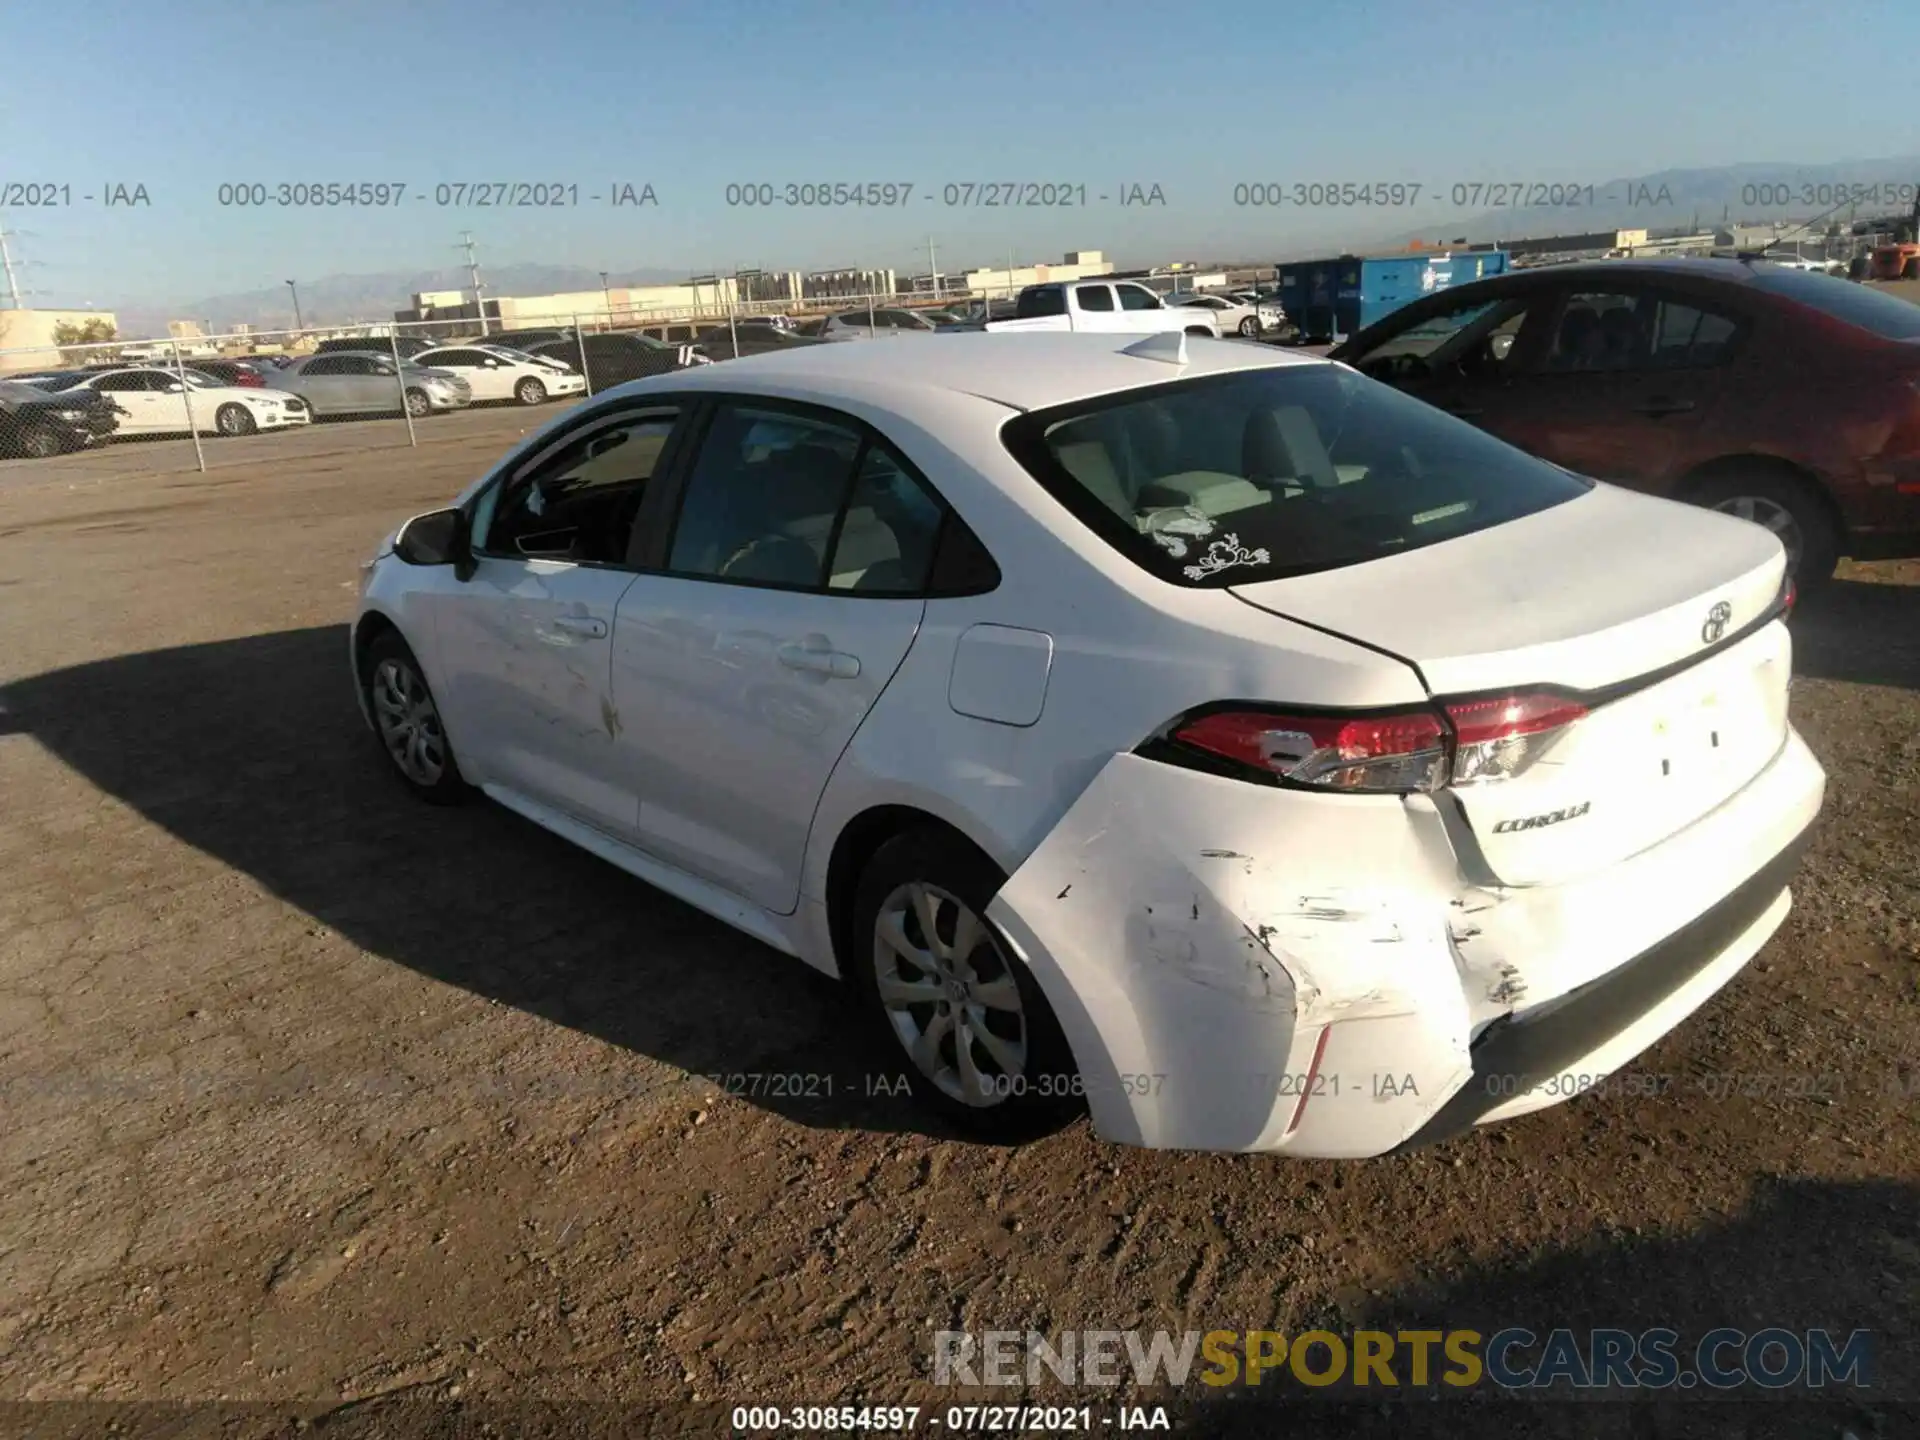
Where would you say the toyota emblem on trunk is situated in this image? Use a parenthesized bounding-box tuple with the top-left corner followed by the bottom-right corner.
(1701, 601, 1733, 644)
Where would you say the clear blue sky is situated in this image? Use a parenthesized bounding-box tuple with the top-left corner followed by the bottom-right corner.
(2, 0, 1916, 310)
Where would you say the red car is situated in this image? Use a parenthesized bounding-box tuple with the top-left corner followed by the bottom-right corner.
(1330, 258, 1920, 586)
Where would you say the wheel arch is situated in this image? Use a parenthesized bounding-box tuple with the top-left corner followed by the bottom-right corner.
(1671, 452, 1848, 552)
(822, 803, 1007, 985)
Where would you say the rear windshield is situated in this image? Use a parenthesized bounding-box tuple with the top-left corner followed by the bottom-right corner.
(25, 372, 89, 391)
(1003, 364, 1590, 586)
(1748, 266, 1920, 339)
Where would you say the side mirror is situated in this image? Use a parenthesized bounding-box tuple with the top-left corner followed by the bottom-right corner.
(394, 507, 472, 578)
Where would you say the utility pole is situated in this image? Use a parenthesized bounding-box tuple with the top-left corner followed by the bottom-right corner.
(0, 224, 23, 309)
(285, 279, 304, 332)
(461, 232, 489, 336)
(927, 235, 939, 298)
(599, 270, 612, 320)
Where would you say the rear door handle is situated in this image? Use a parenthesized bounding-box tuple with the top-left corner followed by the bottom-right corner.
(551, 614, 609, 638)
(777, 642, 861, 679)
(1634, 397, 1696, 417)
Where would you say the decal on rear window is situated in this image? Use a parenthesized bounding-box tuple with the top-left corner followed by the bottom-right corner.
(1145, 507, 1216, 559)
(1182, 533, 1272, 580)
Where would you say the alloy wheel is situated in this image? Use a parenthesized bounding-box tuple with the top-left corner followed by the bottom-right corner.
(872, 881, 1029, 1107)
(1712, 494, 1803, 574)
(370, 656, 447, 786)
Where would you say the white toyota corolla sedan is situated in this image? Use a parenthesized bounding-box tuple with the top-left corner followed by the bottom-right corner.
(350, 331, 1826, 1157)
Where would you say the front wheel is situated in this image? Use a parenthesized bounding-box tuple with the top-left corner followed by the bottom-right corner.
(1691, 470, 1839, 590)
(850, 828, 1081, 1141)
(18, 422, 66, 459)
(215, 403, 257, 436)
(515, 376, 547, 405)
(361, 631, 468, 804)
(404, 388, 431, 419)
(1239, 316, 1260, 336)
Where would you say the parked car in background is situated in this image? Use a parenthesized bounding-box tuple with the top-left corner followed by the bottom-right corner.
(23, 366, 309, 436)
(482, 328, 574, 352)
(526, 332, 706, 393)
(691, 324, 829, 360)
(313, 336, 438, 361)
(818, 308, 940, 342)
(1329, 258, 1920, 586)
(0, 377, 120, 458)
(270, 352, 472, 418)
(410, 345, 587, 405)
(177, 358, 270, 388)
(1168, 290, 1286, 337)
(349, 331, 1821, 1154)
(983, 281, 1221, 337)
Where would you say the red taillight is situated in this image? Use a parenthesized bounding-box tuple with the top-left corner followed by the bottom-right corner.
(1444, 691, 1587, 785)
(1443, 692, 1588, 746)
(1165, 690, 1587, 794)
(1171, 707, 1450, 793)
(1782, 578, 1797, 618)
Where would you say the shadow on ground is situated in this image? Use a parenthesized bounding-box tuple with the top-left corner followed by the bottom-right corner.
(1177, 1172, 1916, 1438)
(1791, 577, 1920, 691)
(0, 625, 963, 1140)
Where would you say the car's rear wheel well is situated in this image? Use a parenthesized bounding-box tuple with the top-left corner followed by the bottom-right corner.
(824, 806, 1002, 979)
(1673, 454, 1847, 551)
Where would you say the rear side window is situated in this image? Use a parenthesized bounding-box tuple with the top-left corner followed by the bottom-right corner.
(1003, 365, 1590, 586)
(1017, 286, 1067, 319)
(1748, 265, 1920, 339)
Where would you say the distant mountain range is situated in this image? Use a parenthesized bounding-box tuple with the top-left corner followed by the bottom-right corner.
(1362, 154, 1920, 255)
(113, 263, 697, 338)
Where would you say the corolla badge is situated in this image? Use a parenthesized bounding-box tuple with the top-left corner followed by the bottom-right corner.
(1701, 600, 1732, 645)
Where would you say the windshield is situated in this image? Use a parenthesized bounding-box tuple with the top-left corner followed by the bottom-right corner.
(1748, 265, 1920, 339)
(1002, 364, 1590, 586)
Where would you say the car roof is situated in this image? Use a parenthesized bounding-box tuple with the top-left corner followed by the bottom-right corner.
(604, 330, 1327, 413)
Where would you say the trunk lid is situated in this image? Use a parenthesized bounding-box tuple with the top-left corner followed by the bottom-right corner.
(1229, 485, 1792, 886)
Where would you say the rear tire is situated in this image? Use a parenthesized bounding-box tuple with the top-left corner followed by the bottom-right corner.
(1184, 325, 1213, 339)
(1687, 468, 1840, 591)
(360, 630, 469, 804)
(1904, 257, 1920, 281)
(849, 827, 1081, 1142)
(215, 403, 256, 436)
(515, 376, 547, 405)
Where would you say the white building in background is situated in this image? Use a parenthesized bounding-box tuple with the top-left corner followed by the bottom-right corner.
(0, 308, 122, 373)
(961, 249, 1115, 298)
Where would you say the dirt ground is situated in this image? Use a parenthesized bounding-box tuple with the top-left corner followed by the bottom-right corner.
(0, 412, 1916, 1440)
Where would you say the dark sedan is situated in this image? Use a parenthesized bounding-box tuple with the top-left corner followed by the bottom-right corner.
(527, 332, 706, 393)
(0, 378, 120, 458)
(1329, 258, 1920, 585)
(690, 323, 828, 361)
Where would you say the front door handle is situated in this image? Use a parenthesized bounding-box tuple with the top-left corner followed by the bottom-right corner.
(551, 614, 609, 638)
(1634, 397, 1696, 417)
(777, 641, 860, 679)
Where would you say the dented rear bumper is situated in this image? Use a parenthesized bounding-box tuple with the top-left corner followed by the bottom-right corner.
(984, 729, 1825, 1157)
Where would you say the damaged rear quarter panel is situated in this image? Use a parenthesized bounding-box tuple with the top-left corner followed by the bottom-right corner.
(987, 753, 1478, 1152)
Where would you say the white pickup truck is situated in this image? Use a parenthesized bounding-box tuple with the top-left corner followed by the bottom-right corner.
(980, 280, 1221, 337)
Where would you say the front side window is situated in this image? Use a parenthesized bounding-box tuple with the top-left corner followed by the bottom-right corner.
(477, 408, 681, 565)
(1076, 286, 1115, 313)
(1117, 284, 1163, 311)
(1003, 365, 1589, 587)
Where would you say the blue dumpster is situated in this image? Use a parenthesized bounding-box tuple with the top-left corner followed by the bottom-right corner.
(1276, 250, 1509, 341)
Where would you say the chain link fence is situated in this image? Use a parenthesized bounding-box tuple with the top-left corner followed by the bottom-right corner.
(0, 288, 980, 477)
